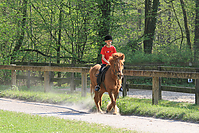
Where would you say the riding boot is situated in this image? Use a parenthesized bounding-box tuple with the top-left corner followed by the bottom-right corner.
(95, 85, 100, 92)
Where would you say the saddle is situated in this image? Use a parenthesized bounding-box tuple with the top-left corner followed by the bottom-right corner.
(97, 65, 110, 86)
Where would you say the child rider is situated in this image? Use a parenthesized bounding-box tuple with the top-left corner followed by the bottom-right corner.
(95, 35, 123, 92)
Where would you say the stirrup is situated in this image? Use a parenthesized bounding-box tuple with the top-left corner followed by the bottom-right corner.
(95, 85, 100, 92)
(119, 87, 123, 92)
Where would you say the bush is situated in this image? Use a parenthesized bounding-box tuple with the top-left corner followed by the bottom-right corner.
(118, 43, 194, 66)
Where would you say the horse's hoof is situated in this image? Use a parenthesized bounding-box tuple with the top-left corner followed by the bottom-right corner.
(97, 112, 103, 114)
(113, 112, 119, 115)
(97, 110, 104, 114)
(106, 110, 109, 114)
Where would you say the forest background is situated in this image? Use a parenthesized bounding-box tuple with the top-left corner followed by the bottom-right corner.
(1, 0, 199, 85)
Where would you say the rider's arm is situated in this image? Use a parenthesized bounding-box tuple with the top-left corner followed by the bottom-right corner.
(102, 55, 109, 64)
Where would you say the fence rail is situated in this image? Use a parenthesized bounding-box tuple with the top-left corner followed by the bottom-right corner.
(0, 65, 90, 97)
(126, 84, 195, 93)
(1, 65, 199, 105)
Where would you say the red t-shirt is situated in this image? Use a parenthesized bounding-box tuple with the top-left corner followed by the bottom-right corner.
(100, 45, 117, 64)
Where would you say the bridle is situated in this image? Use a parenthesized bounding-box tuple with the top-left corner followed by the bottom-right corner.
(112, 59, 124, 79)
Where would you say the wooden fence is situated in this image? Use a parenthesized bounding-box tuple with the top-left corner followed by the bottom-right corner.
(0, 65, 90, 97)
(1, 65, 199, 105)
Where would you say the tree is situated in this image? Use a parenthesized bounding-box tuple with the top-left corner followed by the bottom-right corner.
(180, 0, 191, 49)
(96, 0, 111, 63)
(0, 0, 198, 66)
(195, 0, 199, 63)
(144, 0, 160, 54)
(11, 0, 28, 63)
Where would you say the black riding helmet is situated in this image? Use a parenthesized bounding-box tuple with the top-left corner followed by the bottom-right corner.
(104, 35, 112, 41)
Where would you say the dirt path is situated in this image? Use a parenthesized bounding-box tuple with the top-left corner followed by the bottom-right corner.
(0, 97, 199, 133)
(127, 89, 195, 103)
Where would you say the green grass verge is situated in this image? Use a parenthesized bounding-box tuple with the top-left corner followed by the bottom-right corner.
(0, 85, 90, 104)
(0, 110, 133, 133)
(117, 97, 199, 122)
(1, 86, 199, 123)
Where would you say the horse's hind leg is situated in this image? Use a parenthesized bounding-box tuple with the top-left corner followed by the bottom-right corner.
(106, 92, 115, 113)
(99, 91, 104, 107)
(94, 92, 103, 113)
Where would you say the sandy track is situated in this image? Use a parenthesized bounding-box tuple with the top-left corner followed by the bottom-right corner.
(0, 97, 199, 133)
(127, 89, 195, 103)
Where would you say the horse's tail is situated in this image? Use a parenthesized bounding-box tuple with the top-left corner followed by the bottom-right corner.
(89, 67, 95, 97)
(90, 83, 94, 97)
(89, 64, 100, 97)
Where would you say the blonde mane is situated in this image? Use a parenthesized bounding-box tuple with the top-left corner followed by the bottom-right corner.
(108, 52, 125, 64)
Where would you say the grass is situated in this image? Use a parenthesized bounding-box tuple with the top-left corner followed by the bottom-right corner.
(0, 110, 134, 133)
(93, 94, 199, 123)
(0, 89, 88, 104)
(117, 97, 199, 122)
(0, 85, 90, 104)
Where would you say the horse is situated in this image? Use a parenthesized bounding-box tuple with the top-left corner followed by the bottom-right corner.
(89, 53, 125, 115)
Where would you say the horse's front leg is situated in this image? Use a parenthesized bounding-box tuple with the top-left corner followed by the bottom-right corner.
(107, 91, 119, 115)
(113, 91, 119, 115)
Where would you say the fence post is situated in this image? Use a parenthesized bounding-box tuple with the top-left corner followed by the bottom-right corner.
(11, 70, 16, 87)
(152, 77, 159, 105)
(81, 69, 87, 97)
(195, 69, 199, 105)
(11, 64, 16, 87)
(26, 62, 30, 88)
(158, 66, 162, 100)
(70, 72, 75, 92)
(44, 71, 50, 92)
(49, 62, 54, 89)
(122, 75, 127, 97)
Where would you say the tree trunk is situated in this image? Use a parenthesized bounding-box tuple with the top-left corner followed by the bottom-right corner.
(96, 0, 111, 63)
(180, 0, 191, 49)
(11, 0, 27, 63)
(57, 2, 63, 86)
(144, 0, 159, 54)
(194, 0, 199, 63)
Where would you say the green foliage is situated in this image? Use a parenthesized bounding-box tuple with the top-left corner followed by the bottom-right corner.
(120, 43, 193, 66)
(0, 70, 11, 85)
(0, 0, 197, 66)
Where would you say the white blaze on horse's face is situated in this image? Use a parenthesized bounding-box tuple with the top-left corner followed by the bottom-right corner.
(115, 59, 124, 79)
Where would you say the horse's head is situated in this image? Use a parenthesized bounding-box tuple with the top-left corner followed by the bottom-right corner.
(109, 53, 125, 79)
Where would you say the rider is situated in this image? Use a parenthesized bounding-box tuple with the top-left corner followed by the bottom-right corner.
(95, 35, 123, 92)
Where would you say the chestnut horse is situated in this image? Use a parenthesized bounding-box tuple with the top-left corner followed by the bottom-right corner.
(89, 53, 125, 115)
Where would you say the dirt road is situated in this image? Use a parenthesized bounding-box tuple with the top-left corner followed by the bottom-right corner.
(0, 98, 199, 133)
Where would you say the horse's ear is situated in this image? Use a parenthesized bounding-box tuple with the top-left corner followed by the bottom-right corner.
(112, 53, 118, 60)
(121, 54, 125, 61)
(119, 54, 125, 61)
